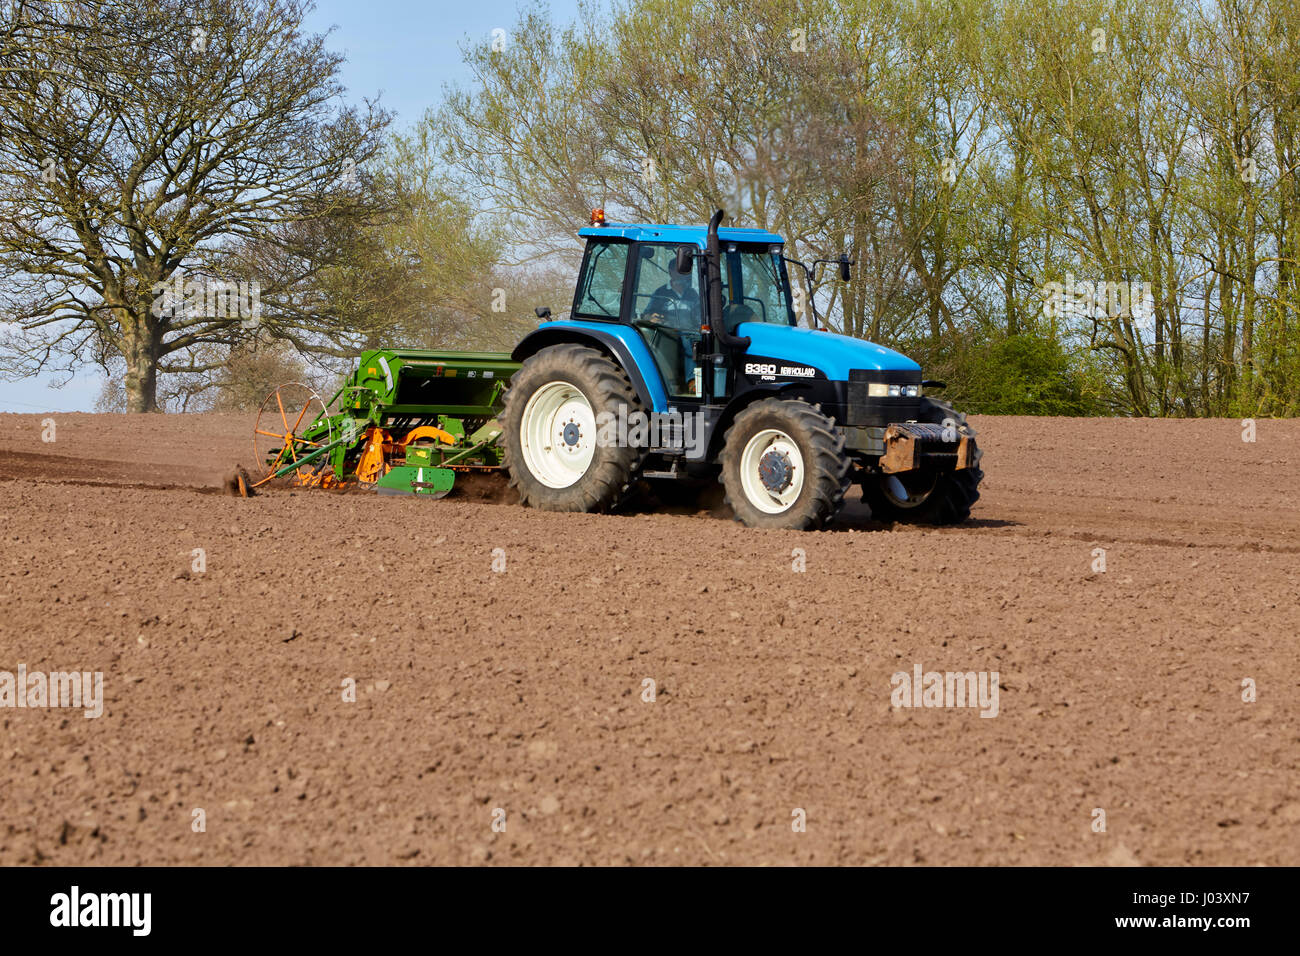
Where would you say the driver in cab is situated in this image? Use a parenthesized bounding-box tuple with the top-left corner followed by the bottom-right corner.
(642, 269, 701, 393)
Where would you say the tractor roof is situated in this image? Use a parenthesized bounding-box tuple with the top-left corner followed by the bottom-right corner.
(578, 223, 784, 248)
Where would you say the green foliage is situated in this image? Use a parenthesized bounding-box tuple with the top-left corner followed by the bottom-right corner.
(961, 334, 1107, 416)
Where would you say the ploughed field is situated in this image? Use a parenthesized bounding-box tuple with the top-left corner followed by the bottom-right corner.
(0, 411, 1296, 865)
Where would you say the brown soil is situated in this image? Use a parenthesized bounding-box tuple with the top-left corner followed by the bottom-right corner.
(0, 410, 1296, 865)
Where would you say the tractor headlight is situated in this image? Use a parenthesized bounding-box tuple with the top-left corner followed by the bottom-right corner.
(867, 383, 921, 398)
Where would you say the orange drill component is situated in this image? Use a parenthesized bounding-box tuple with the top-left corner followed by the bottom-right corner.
(355, 427, 392, 483)
(397, 425, 457, 448)
(290, 468, 343, 489)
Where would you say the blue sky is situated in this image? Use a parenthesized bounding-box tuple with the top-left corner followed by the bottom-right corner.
(0, 0, 590, 413)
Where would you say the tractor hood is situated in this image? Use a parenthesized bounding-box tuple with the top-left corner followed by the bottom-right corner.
(737, 323, 921, 380)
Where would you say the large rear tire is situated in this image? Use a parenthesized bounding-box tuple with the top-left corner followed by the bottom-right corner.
(720, 398, 851, 530)
(860, 396, 983, 524)
(502, 344, 644, 512)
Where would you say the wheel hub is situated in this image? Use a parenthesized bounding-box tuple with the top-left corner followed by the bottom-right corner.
(737, 427, 807, 515)
(757, 448, 794, 493)
(562, 421, 582, 447)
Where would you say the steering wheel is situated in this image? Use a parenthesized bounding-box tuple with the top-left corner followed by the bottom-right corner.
(633, 315, 686, 342)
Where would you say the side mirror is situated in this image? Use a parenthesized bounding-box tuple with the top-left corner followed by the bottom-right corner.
(534, 306, 551, 320)
(838, 254, 852, 282)
(674, 245, 694, 275)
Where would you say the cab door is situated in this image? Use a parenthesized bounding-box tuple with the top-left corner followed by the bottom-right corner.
(628, 243, 704, 399)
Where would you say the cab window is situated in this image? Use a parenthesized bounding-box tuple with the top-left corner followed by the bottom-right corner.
(720, 247, 795, 329)
(572, 241, 630, 319)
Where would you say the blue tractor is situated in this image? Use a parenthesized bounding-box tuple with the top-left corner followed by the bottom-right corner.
(501, 210, 982, 530)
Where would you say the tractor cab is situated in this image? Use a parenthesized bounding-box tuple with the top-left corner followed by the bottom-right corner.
(569, 217, 796, 404)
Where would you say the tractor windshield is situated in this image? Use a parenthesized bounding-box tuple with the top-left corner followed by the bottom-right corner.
(720, 247, 796, 330)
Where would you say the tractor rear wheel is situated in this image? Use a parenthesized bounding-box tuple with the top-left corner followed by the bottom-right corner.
(720, 398, 851, 530)
(502, 344, 644, 512)
(860, 396, 983, 524)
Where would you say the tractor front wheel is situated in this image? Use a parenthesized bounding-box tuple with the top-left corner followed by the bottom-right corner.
(720, 398, 851, 530)
(502, 344, 644, 512)
(860, 396, 983, 524)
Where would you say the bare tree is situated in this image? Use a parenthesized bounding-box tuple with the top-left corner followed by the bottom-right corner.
(0, 0, 390, 410)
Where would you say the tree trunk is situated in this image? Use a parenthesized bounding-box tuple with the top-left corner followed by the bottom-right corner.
(1005, 146, 1026, 337)
(1242, 209, 1257, 409)
(122, 319, 160, 413)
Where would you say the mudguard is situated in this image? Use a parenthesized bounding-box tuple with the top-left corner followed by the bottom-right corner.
(512, 320, 670, 413)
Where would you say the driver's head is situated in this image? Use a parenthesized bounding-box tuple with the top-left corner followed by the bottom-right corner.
(669, 272, 692, 296)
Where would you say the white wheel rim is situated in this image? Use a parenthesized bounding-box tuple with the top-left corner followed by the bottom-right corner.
(520, 380, 597, 489)
(739, 428, 804, 514)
